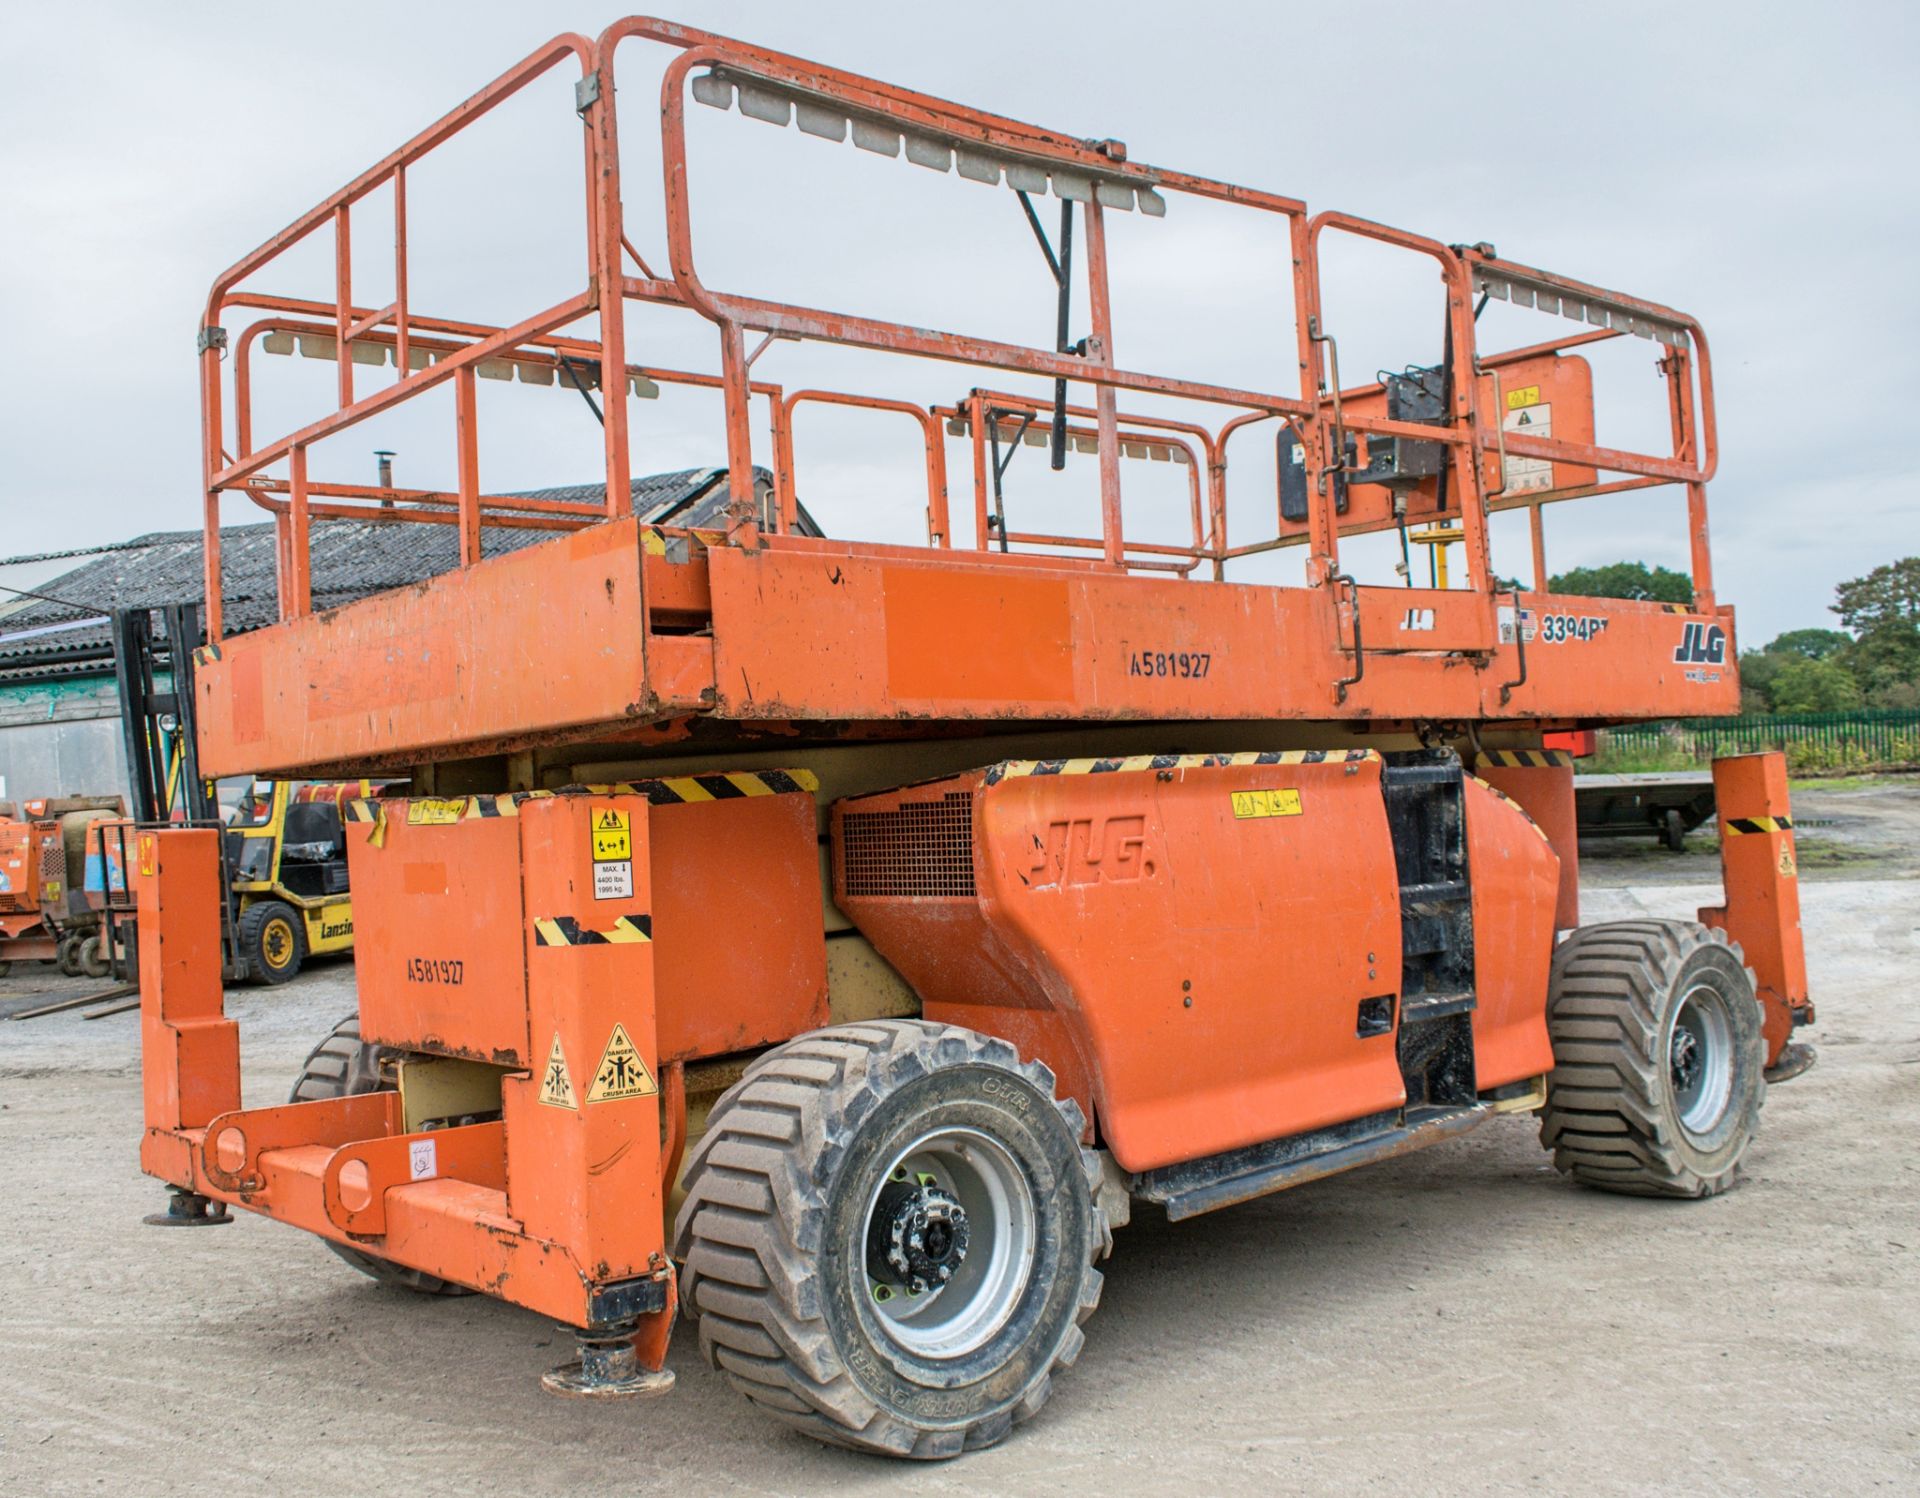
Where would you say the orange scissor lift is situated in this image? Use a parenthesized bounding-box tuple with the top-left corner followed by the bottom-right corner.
(138, 17, 1812, 1458)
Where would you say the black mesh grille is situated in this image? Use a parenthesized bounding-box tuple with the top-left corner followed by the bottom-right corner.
(841, 792, 976, 898)
(38, 836, 64, 889)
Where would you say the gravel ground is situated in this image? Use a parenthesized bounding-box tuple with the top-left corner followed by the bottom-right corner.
(1, 800, 1915, 1494)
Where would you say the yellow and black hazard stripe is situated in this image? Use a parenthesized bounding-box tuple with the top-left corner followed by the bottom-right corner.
(346, 769, 820, 829)
(984, 749, 1376, 786)
(533, 913, 653, 946)
(607, 769, 818, 805)
(1722, 815, 1793, 836)
(1475, 748, 1574, 770)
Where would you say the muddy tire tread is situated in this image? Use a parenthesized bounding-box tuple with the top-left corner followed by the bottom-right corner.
(1540, 919, 1763, 1198)
(673, 1019, 1105, 1459)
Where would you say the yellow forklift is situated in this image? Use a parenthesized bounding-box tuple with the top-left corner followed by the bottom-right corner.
(105, 605, 386, 984)
(219, 777, 364, 982)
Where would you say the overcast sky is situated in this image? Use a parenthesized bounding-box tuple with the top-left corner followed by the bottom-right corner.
(2, 0, 1915, 645)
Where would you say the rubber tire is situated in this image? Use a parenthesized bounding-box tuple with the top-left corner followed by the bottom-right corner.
(77, 933, 111, 979)
(673, 1020, 1107, 1459)
(1662, 808, 1688, 853)
(1540, 919, 1765, 1198)
(290, 1014, 471, 1296)
(0, 959, 11, 979)
(57, 934, 83, 977)
(240, 900, 305, 985)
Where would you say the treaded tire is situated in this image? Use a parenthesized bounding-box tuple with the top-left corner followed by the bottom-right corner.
(1540, 919, 1764, 1198)
(77, 932, 111, 979)
(58, 933, 83, 977)
(673, 1019, 1106, 1459)
(290, 1014, 470, 1296)
(240, 900, 305, 985)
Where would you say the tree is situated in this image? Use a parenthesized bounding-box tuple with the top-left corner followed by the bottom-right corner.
(1737, 649, 1789, 713)
(1832, 557, 1920, 635)
(1549, 560, 1692, 603)
(1768, 657, 1862, 714)
(1832, 557, 1920, 701)
(1766, 627, 1851, 660)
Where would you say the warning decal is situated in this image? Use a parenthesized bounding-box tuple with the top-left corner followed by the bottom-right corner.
(587, 1022, 658, 1103)
(591, 808, 632, 862)
(1231, 788, 1304, 820)
(539, 1033, 578, 1110)
(1505, 384, 1542, 410)
(1501, 401, 1555, 494)
(407, 799, 466, 826)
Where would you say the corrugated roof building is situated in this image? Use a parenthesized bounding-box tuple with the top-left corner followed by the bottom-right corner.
(0, 468, 794, 800)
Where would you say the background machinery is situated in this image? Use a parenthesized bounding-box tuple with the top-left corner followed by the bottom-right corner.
(1, 793, 125, 978)
(134, 16, 1813, 1460)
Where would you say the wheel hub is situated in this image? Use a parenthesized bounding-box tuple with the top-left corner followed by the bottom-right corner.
(866, 1175, 970, 1295)
(1670, 1025, 1702, 1096)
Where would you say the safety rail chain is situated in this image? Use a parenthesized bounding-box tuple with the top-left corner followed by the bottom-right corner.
(198, 16, 1717, 642)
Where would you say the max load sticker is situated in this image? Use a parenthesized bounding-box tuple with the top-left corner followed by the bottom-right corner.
(587, 1022, 658, 1103)
(538, 1033, 578, 1110)
(591, 806, 634, 901)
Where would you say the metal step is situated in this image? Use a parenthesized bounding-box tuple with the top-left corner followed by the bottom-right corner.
(1401, 991, 1476, 1020)
(1134, 1103, 1491, 1222)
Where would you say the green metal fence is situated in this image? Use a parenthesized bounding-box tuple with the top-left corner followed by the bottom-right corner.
(1599, 710, 1920, 766)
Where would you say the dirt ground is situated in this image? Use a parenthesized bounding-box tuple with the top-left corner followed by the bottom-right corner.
(1, 789, 1916, 1494)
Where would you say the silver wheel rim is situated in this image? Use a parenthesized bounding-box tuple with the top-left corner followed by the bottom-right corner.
(862, 1126, 1035, 1360)
(1669, 982, 1735, 1138)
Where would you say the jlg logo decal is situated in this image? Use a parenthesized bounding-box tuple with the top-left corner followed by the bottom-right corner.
(1674, 621, 1726, 665)
(1028, 816, 1151, 889)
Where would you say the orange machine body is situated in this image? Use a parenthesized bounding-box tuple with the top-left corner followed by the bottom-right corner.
(139, 778, 827, 1337)
(833, 753, 1557, 1174)
(0, 814, 68, 962)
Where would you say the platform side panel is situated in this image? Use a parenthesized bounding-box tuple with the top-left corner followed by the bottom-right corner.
(1460, 779, 1558, 1090)
(193, 521, 651, 779)
(707, 547, 1740, 724)
(651, 791, 830, 1061)
(347, 809, 531, 1065)
(977, 762, 1406, 1173)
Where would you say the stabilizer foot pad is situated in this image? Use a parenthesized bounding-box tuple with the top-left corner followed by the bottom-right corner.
(1764, 1041, 1817, 1086)
(541, 1325, 674, 1399)
(541, 1362, 676, 1399)
(143, 1190, 233, 1228)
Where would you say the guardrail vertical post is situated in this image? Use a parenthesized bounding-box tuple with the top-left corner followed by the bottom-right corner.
(333, 204, 353, 409)
(583, 47, 631, 519)
(287, 444, 313, 617)
(1288, 213, 1336, 590)
(966, 393, 990, 549)
(1664, 344, 1715, 612)
(455, 365, 481, 566)
(918, 411, 951, 548)
(1082, 200, 1124, 567)
(393, 164, 411, 379)
(718, 320, 760, 547)
(770, 391, 798, 534)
